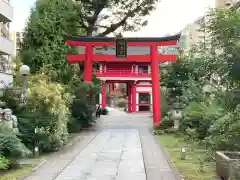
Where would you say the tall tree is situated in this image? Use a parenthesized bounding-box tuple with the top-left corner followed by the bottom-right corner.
(206, 8, 240, 87)
(20, 0, 81, 84)
(75, 0, 159, 36)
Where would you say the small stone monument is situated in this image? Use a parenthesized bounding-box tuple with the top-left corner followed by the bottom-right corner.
(180, 146, 186, 160)
(11, 115, 19, 133)
(3, 108, 14, 129)
(0, 106, 19, 132)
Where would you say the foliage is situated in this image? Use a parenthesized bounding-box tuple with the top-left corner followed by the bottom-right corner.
(159, 8, 240, 154)
(0, 164, 33, 179)
(69, 82, 99, 131)
(0, 155, 10, 170)
(0, 125, 30, 163)
(205, 107, 240, 151)
(155, 115, 173, 132)
(75, 0, 160, 36)
(4, 71, 72, 153)
(20, 0, 80, 84)
(158, 134, 215, 180)
(160, 89, 169, 118)
(221, 89, 240, 110)
(205, 9, 240, 86)
(161, 60, 190, 99)
(182, 101, 223, 139)
(23, 73, 70, 152)
(0, 86, 22, 114)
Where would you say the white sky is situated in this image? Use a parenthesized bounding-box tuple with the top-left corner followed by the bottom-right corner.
(10, 0, 215, 36)
(10, 0, 36, 31)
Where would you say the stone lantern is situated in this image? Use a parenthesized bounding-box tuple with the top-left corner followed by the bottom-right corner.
(172, 102, 182, 130)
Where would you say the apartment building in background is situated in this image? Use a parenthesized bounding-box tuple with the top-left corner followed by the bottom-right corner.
(180, 17, 207, 52)
(10, 31, 23, 56)
(181, 0, 239, 53)
(0, 0, 14, 87)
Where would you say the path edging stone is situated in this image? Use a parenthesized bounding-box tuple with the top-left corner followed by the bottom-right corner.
(18, 159, 47, 180)
(18, 132, 84, 180)
(153, 134, 185, 180)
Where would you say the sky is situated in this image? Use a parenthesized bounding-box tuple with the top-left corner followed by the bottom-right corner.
(10, 0, 36, 31)
(10, 0, 215, 36)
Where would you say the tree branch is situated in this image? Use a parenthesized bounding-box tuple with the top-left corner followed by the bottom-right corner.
(79, 13, 89, 30)
(85, 2, 105, 35)
(231, 1, 240, 10)
(97, 5, 142, 37)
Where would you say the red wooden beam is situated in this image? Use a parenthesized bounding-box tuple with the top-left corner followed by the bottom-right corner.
(66, 40, 178, 47)
(66, 54, 177, 63)
(105, 80, 140, 83)
(137, 84, 152, 87)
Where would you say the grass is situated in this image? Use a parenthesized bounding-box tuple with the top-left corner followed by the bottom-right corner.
(158, 134, 216, 180)
(0, 165, 34, 180)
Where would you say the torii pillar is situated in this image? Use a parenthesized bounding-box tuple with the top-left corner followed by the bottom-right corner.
(151, 45, 161, 127)
(84, 45, 93, 82)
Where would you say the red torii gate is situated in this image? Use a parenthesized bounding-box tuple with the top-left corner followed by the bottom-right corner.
(66, 35, 180, 127)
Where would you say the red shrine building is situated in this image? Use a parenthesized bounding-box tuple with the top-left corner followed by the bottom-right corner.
(66, 35, 180, 127)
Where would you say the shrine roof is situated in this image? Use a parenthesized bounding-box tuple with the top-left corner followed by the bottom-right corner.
(66, 34, 181, 42)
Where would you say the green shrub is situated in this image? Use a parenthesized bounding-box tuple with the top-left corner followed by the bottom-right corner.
(0, 125, 30, 168)
(0, 156, 10, 170)
(116, 98, 127, 108)
(160, 89, 170, 118)
(205, 107, 240, 151)
(0, 85, 23, 114)
(154, 129, 165, 135)
(16, 73, 71, 152)
(69, 82, 99, 131)
(156, 115, 173, 131)
(181, 101, 223, 139)
(70, 99, 96, 130)
(222, 89, 240, 111)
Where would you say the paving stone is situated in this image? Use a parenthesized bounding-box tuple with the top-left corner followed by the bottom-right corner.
(115, 173, 146, 180)
(85, 175, 116, 180)
(118, 160, 145, 174)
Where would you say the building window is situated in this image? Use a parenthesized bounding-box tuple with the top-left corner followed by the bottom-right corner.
(17, 39, 21, 48)
(138, 93, 151, 111)
(138, 65, 148, 73)
(0, 56, 12, 74)
(16, 32, 21, 37)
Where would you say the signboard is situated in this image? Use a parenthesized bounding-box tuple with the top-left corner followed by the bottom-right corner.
(116, 38, 127, 58)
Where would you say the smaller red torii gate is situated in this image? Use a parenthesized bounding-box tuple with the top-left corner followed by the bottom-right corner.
(66, 35, 180, 127)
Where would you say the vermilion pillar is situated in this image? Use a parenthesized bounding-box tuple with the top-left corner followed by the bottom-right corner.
(132, 82, 136, 112)
(101, 81, 107, 109)
(109, 83, 113, 94)
(150, 45, 161, 127)
(128, 83, 132, 112)
(84, 45, 93, 82)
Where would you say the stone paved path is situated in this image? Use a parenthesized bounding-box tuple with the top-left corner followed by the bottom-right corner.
(22, 108, 181, 180)
(55, 129, 146, 180)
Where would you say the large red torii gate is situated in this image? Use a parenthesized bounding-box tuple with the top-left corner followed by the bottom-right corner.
(66, 35, 180, 127)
